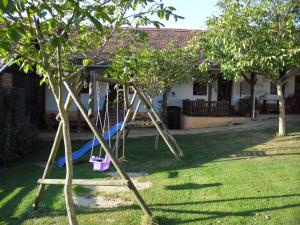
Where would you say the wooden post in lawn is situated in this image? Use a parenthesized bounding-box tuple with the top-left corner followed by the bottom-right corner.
(63, 81, 158, 224)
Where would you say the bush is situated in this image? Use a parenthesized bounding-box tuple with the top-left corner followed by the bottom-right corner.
(0, 122, 38, 167)
(0, 87, 37, 167)
(239, 98, 252, 116)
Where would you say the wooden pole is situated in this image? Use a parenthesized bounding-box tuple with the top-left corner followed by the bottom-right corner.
(112, 91, 138, 154)
(38, 179, 128, 186)
(33, 82, 82, 209)
(132, 100, 141, 120)
(33, 122, 63, 209)
(123, 85, 130, 110)
(94, 76, 124, 85)
(63, 81, 157, 223)
(132, 83, 183, 159)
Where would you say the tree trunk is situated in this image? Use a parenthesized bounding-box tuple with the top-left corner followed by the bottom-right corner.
(162, 89, 170, 124)
(57, 96, 78, 225)
(276, 82, 286, 136)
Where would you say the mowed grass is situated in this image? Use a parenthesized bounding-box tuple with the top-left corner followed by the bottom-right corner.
(0, 119, 300, 225)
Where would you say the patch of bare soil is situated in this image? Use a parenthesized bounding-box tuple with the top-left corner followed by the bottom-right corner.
(84, 172, 151, 193)
(73, 195, 132, 208)
(74, 172, 152, 208)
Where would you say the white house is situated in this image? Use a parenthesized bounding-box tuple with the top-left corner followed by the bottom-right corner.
(1, 28, 299, 130)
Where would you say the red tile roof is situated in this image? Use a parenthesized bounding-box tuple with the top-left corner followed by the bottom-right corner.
(73, 27, 202, 64)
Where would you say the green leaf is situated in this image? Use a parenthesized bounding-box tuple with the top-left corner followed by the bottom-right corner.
(82, 59, 92, 66)
(1, 0, 8, 8)
(7, 29, 21, 42)
(51, 37, 60, 48)
(86, 13, 103, 31)
(22, 64, 30, 73)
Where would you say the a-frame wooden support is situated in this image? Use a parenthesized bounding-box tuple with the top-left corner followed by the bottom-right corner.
(33, 81, 83, 209)
(113, 83, 184, 160)
(33, 78, 183, 224)
(33, 81, 158, 223)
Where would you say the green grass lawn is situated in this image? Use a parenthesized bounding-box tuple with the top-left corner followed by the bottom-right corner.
(1, 120, 300, 225)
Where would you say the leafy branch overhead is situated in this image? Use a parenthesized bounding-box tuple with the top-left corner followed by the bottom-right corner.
(194, 0, 300, 136)
(0, 0, 183, 87)
(196, 0, 300, 81)
(109, 36, 210, 95)
(0, 1, 183, 224)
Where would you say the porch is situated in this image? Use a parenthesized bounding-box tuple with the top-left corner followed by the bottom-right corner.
(182, 99, 232, 116)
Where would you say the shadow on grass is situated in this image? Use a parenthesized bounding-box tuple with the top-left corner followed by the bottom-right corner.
(214, 152, 300, 162)
(167, 171, 179, 178)
(1, 122, 299, 224)
(156, 203, 300, 225)
(9, 193, 300, 225)
(165, 182, 222, 190)
(151, 193, 300, 207)
(154, 203, 300, 224)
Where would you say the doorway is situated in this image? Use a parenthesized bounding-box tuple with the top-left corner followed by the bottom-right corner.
(217, 77, 232, 104)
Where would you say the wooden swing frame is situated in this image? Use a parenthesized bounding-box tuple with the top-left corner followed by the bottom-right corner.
(32, 74, 184, 223)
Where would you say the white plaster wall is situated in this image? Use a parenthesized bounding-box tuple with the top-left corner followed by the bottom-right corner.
(229, 75, 296, 108)
(46, 76, 296, 113)
(167, 81, 218, 107)
(231, 81, 241, 107)
(284, 76, 295, 98)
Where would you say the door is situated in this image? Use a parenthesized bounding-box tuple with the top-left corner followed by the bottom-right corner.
(217, 77, 232, 104)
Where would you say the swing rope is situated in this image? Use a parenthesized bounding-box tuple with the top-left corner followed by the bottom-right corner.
(90, 76, 102, 159)
(89, 81, 126, 162)
(90, 81, 112, 159)
(106, 83, 111, 148)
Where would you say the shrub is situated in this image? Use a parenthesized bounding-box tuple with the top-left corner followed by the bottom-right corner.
(0, 87, 37, 167)
(239, 98, 252, 116)
(0, 122, 38, 167)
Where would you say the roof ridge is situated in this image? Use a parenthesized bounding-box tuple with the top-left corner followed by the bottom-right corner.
(120, 27, 203, 32)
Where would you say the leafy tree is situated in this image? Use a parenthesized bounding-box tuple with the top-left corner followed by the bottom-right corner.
(109, 38, 209, 122)
(0, 0, 182, 224)
(196, 0, 300, 135)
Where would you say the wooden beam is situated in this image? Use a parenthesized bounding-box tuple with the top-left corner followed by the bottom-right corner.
(38, 179, 128, 186)
(63, 81, 157, 223)
(132, 83, 184, 159)
(33, 81, 82, 210)
(94, 76, 126, 85)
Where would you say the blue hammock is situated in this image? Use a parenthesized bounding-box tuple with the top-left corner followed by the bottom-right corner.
(56, 122, 123, 167)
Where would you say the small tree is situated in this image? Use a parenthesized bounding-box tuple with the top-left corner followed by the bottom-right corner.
(196, 0, 300, 135)
(0, 1, 182, 224)
(110, 39, 209, 122)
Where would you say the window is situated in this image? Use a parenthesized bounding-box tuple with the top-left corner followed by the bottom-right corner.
(193, 82, 207, 95)
(270, 82, 277, 95)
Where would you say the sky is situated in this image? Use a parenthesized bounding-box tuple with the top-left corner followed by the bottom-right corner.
(157, 0, 220, 29)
